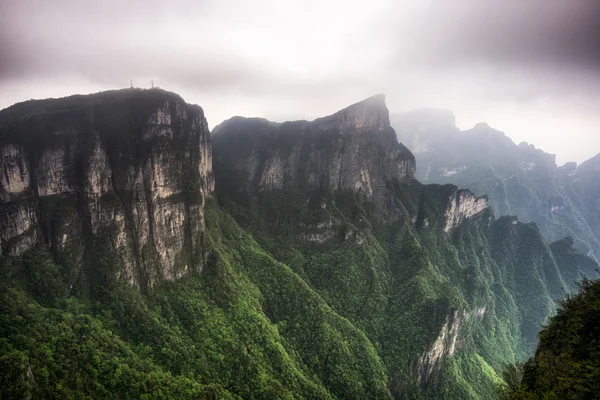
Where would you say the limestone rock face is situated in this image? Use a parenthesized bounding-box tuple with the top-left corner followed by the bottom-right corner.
(212, 95, 415, 219)
(415, 310, 461, 385)
(444, 190, 489, 233)
(414, 306, 487, 387)
(0, 89, 214, 290)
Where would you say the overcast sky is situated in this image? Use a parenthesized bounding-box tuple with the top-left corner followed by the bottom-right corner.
(1, 0, 599, 165)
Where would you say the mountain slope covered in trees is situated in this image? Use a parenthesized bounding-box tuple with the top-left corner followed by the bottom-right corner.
(0, 90, 597, 399)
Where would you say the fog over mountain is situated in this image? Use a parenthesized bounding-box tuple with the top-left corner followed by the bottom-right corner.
(1, 0, 600, 164)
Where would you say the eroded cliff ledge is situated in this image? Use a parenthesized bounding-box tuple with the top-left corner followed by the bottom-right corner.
(0, 89, 214, 291)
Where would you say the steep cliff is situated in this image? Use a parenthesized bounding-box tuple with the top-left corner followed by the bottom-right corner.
(212, 96, 596, 399)
(0, 91, 395, 400)
(393, 109, 600, 262)
(212, 94, 415, 220)
(0, 89, 214, 291)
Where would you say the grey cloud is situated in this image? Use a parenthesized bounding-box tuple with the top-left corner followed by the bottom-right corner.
(3, 0, 599, 97)
(394, 0, 600, 72)
(0, 0, 271, 91)
(0, 0, 599, 164)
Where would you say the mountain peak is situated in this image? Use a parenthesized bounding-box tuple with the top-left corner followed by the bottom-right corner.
(473, 122, 491, 129)
(313, 94, 390, 132)
(576, 153, 600, 174)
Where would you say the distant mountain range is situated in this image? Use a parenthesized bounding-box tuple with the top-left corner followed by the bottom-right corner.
(393, 109, 600, 264)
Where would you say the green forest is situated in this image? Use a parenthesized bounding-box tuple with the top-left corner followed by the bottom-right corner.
(2, 193, 597, 399)
(498, 277, 600, 399)
(0, 89, 598, 399)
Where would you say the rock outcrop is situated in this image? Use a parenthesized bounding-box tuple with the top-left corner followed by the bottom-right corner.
(212, 95, 415, 219)
(0, 89, 214, 290)
(312, 93, 391, 133)
(444, 190, 489, 233)
(415, 310, 461, 385)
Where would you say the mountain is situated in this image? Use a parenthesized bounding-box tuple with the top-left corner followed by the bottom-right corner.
(0, 90, 597, 399)
(211, 94, 415, 220)
(393, 110, 600, 264)
(212, 96, 598, 398)
(0, 89, 214, 292)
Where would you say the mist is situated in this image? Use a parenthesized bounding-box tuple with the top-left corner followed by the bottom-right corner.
(1, 0, 599, 164)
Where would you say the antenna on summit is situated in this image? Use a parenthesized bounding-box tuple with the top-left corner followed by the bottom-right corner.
(151, 80, 154, 89)
(130, 79, 133, 88)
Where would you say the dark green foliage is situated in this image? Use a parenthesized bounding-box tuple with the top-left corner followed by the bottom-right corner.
(203, 206, 391, 399)
(19, 250, 69, 305)
(212, 174, 596, 399)
(209, 109, 599, 397)
(1, 93, 598, 399)
(0, 284, 236, 400)
(1, 178, 596, 399)
(0, 204, 394, 399)
(499, 278, 600, 399)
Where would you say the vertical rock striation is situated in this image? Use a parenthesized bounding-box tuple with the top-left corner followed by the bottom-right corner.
(0, 89, 214, 291)
(212, 94, 416, 219)
(444, 190, 489, 233)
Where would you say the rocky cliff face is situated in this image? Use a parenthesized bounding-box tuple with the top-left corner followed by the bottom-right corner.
(209, 95, 600, 399)
(212, 95, 415, 220)
(443, 190, 489, 233)
(312, 93, 391, 133)
(0, 89, 214, 291)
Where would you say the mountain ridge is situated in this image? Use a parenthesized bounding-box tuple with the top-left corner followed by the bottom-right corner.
(393, 109, 600, 262)
(0, 89, 597, 399)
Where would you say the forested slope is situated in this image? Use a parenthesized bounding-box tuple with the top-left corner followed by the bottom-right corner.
(0, 90, 596, 399)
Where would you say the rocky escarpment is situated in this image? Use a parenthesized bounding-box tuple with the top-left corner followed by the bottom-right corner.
(212, 94, 568, 397)
(312, 93, 391, 133)
(0, 89, 214, 291)
(444, 190, 489, 233)
(414, 307, 486, 386)
(212, 95, 415, 220)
